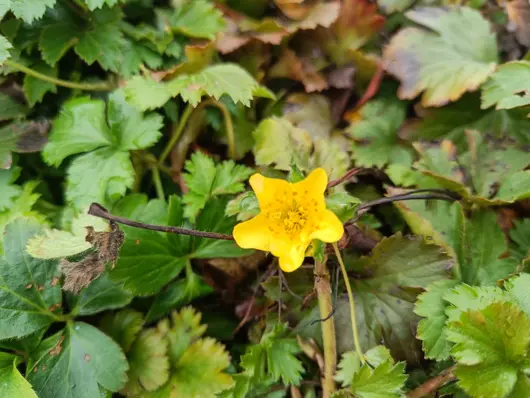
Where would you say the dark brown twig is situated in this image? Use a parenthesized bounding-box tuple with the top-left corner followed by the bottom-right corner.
(406, 365, 457, 398)
(327, 168, 361, 189)
(88, 203, 234, 241)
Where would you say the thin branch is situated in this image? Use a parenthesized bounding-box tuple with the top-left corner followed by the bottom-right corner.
(406, 365, 457, 398)
(88, 203, 234, 241)
(6, 60, 114, 91)
(357, 190, 460, 213)
(327, 168, 361, 189)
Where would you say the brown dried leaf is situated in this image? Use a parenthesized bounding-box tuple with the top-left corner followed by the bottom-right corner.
(61, 253, 105, 294)
(269, 49, 328, 92)
(504, 0, 530, 47)
(85, 221, 125, 267)
(284, 1, 340, 32)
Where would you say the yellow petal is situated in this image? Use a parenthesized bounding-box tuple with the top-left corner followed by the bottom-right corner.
(294, 168, 328, 196)
(250, 173, 291, 209)
(233, 214, 271, 252)
(310, 209, 344, 243)
(278, 242, 308, 272)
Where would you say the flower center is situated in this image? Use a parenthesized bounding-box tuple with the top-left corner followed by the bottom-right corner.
(266, 199, 311, 238)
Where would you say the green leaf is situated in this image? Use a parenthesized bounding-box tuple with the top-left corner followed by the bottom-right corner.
(0, 35, 12, 63)
(2, 0, 56, 23)
(145, 267, 213, 323)
(226, 191, 260, 222)
(348, 97, 413, 168)
(69, 272, 133, 316)
(43, 97, 112, 167)
(84, 0, 121, 11)
(252, 117, 312, 171)
(0, 93, 27, 121)
(335, 346, 406, 398)
(505, 273, 530, 317)
(481, 61, 530, 110)
(26, 208, 108, 259)
(0, 168, 21, 211)
(183, 151, 253, 219)
(326, 192, 361, 223)
(39, 5, 124, 70)
(44, 93, 162, 209)
(447, 302, 530, 398)
(168, 0, 225, 40)
(461, 210, 517, 285)
(336, 233, 453, 363)
(23, 62, 57, 107)
(66, 148, 135, 209)
(159, 337, 233, 397)
(0, 352, 38, 397)
(125, 63, 274, 110)
(0, 182, 48, 255)
(111, 197, 245, 296)
(0, 219, 61, 340)
(27, 322, 129, 398)
(121, 328, 169, 395)
(99, 309, 145, 352)
(414, 279, 459, 360)
(384, 7, 497, 106)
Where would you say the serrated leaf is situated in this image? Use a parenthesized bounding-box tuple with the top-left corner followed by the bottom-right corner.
(252, 117, 313, 171)
(336, 346, 406, 397)
(0, 35, 12, 63)
(505, 273, 530, 317)
(84, 0, 121, 11)
(226, 191, 260, 222)
(0, 182, 48, 255)
(44, 92, 162, 209)
(414, 279, 459, 360)
(158, 337, 233, 397)
(39, 5, 124, 70)
(336, 233, 453, 363)
(27, 322, 129, 398)
(0, 219, 62, 340)
(111, 196, 245, 296)
(183, 151, 253, 220)
(26, 208, 108, 259)
(66, 148, 135, 209)
(348, 97, 413, 168)
(326, 192, 361, 223)
(0, 352, 38, 397)
(121, 328, 169, 395)
(384, 7, 497, 106)
(3, 0, 56, 24)
(168, 0, 225, 40)
(0, 168, 21, 211)
(125, 63, 274, 110)
(99, 309, 145, 352)
(23, 62, 57, 107)
(481, 61, 530, 110)
(447, 302, 530, 398)
(69, 272, 133, 316)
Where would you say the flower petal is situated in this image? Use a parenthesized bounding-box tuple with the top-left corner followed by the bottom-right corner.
(294, 168, 328, 196)
(250, 173, 291, 209)
(310, 209, 344, 243)
(233, 214, 271, 252)
(278, 242, 308, 272)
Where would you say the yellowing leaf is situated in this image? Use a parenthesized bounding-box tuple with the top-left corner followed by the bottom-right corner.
(384, 7, 497, 107)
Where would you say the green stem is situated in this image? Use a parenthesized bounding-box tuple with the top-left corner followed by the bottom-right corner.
(315, 259, 337, 398)
(332, 242, 365, 364)
(5, 60, 114, 91)
(158, 103, 194, 166)
(151, 166, 165, 200)
(201, 98, 236, 159)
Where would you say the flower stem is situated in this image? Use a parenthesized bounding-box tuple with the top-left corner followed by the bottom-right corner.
(314, 260, 337, 398)
(151, 166, 165, 200)
(332, 242, 365, 364)
(158, 103, 194, 166)
(5, 60, 114, 91)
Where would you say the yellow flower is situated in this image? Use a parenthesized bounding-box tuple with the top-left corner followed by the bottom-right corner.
(233, 168, 344, 272)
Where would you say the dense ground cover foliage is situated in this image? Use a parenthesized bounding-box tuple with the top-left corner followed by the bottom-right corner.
(1, 0, 530, 397)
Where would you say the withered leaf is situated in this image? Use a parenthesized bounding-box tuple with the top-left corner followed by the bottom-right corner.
(61, 254, 106, 294)
(85, 221, 125, 267)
